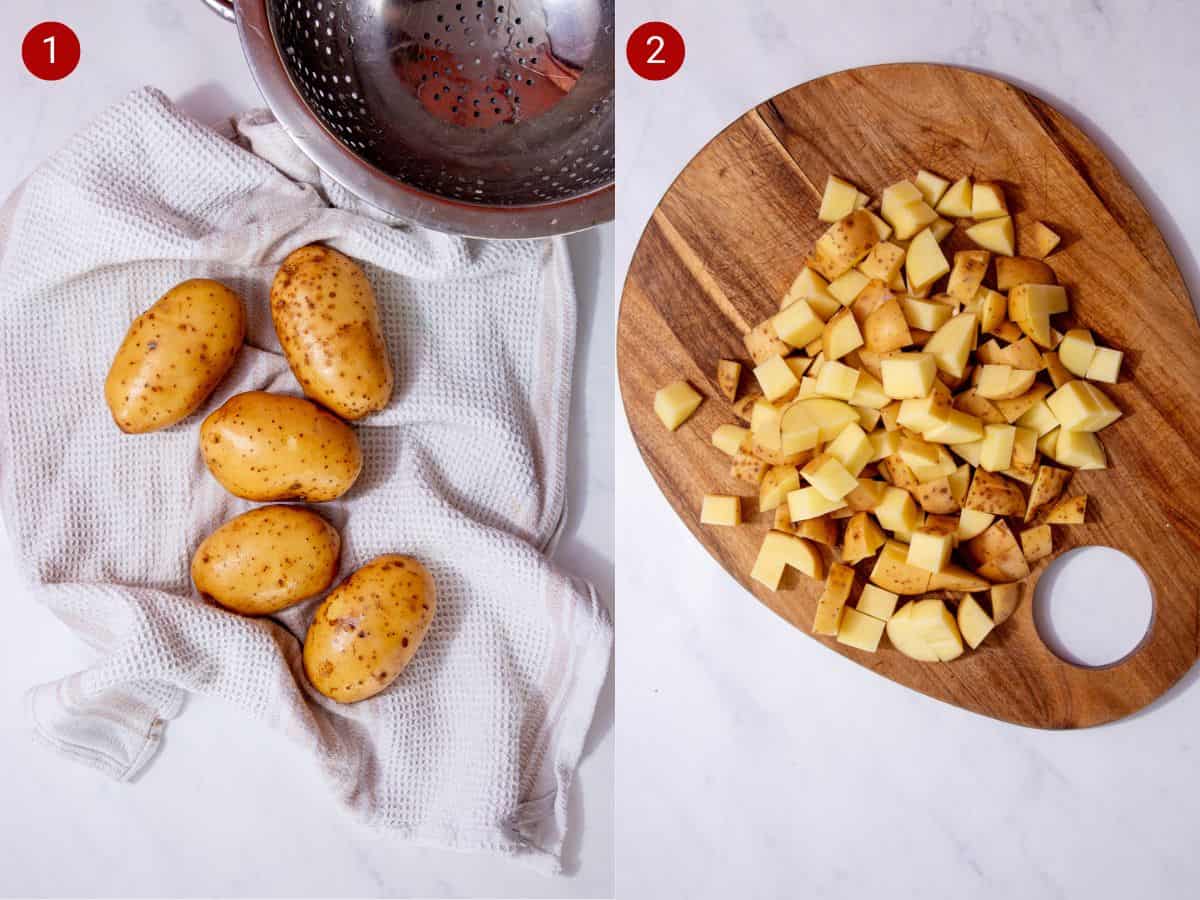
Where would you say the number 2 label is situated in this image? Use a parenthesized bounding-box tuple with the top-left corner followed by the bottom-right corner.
(627, 22, 685, 81)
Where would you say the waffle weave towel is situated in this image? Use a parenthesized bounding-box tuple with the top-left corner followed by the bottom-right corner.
(0, 87, 610, 872)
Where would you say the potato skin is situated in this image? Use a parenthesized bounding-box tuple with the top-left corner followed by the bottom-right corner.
(303, 555, 436, 703)
(191, 506, 341, 615)
(200, 391, 362, 502)
(271, 245, 393, 420)
(104, 279, 245, 433)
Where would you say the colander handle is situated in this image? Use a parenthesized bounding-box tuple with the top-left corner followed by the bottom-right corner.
(201, 0, 236, 21)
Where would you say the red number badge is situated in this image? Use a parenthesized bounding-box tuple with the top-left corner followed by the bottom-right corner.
(627, 22, 685, 81)
(22, 22, 81, 81)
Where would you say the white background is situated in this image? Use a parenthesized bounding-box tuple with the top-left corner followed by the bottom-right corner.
(0, 3, 612, 897)
(616, 1, 1200, 898)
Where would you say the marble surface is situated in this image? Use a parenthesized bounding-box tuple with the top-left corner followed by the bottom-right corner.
(0, 3, 611, 898)
(616, 1, 1200, 898)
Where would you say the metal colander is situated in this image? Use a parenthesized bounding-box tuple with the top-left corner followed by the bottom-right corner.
(205, 0, 614, 238)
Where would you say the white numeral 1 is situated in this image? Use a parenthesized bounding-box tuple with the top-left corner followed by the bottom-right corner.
(43, 35, 56, 64)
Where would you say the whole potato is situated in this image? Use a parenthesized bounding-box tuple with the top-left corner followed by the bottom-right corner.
(271, 245, 393, 420)
(104, 278, 245, 433)
(303, 555, 436, 703)
(200, 391, 362, 502)
(191, 506, 341, 615)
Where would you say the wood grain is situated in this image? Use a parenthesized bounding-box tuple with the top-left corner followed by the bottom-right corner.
(618, 64, 1200, 728)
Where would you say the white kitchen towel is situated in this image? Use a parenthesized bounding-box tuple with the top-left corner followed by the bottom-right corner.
(0, 87, 611, 872)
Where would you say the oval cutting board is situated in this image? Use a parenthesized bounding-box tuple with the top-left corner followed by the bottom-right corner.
(617, 63, 1200, 728)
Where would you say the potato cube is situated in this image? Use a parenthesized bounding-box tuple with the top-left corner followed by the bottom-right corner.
(907, 528, 954, 573)
(750, 531, 824, 589)
(828, 269, 871, 307)
(948, 464, 972, 504)
(856, 406, 882, 431)
(801, 453, 859, 502)
(788, 486, 848, 522)
(1024, 463, 1071, 521)
(864, 210, 893, 242)
(814, 360, 860, 401)
(964, 468, 1025, 516)
(908, 446, 959, 483)
(857, 584, 899, 621)
(863, 298, 913, 353)
(716, 359, 742, 401)
(750, 399, 784, 450)
(950, 438, 983, 467)
(654, 380, 703, 430)
(1022, 220, 1061, 259)
(834, 607, 885, 652)
(809, 210, 880, 280)
(906, 228, 951, 290)
(965, 520, 1030, 582)
(858, 241, 907, 284)
(976, 364, 1014, 400)
(825, 422, 873, 476)
(875, 485, 920, 533)
(700, 494, 742, 526)
(1020, 524, 1053, 563)
(732, 450, 770, 485)
(1009, 283, 1067, 347)
(965, 216, 1015, 256)
(784, 268, 840, 320)
(842, 510, 886, 562)
(1046, 494, 1087, 524)
(759, 465, 801, 512)
(898, 435, 941, 468)
(822, 309, 865, 361)
(785, 357, 811, 381)
(925, 409, 984, 444)
(995, 256, 1056, 291)
(711, 424, 749, 456)
(913, 169, 950, 207)
(1055, 429, 1107, 469)
(1012, 426, 1037, 469)
(1085, 346, 1123, 384)
(957, 508, 995, 541)
(881, 352, 937, 399)
(868, 429, 902, 462)
(1059, 329, 1098, 377)
(971, 181, 1007, 219)
(773, 299, 824, 349)
(1046, 381, 1121, 432)
(813, 563, 855, 635)
(897, 393, 951, 433)
(976, 287, 1007, 333)
(980, 424, 1016, 472)
(901, 296, 953, 332)
(754, 354, 801, 403)
(818, 175, 861, 222)
(956, 595, 995, 649)
(947, 250, 990, 302)
(850, 371, 890, 410)
(744, 318, 790, 364)
(799, 515, 839, 546)
(935, 176, 973, 217)
(870, 540, 932, 595)
(882, 182, 939, 240)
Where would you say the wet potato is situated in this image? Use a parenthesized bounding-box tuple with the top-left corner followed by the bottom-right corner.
(191, 506, 341, 616)
(271, 245, 394, 421)
(104, 278, 245, 433)
(303, 555, 436, 703)
(200, 391, 362, 502)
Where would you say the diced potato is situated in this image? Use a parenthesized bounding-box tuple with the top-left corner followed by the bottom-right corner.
(700, 494, 742, 526)
(711, 424, 749, 456)
(809, 210, 880, 280)
(976, 287, 1007, 333)
(954, 388, 1005, 424)
(909, 445, 959, 485)
(799, 514, 839, 546)
(929, 218, 955, 242)
(1042, 351, 1073, 388)
(1085, 346, 1123, 384)
(947, 250, 990, 302)
(913, 477, 960, 514)
(842, 510, 885, 563)
(957, 508, 995, 541)
(787, 484, 848, 522)
(976, 365, 1037, 401)
(754, 354, 801, 402)
(732, 391, 764, 422)
(864, 210, 893, 242)
(863, 298, 913, 354)
(898, 435, 940, 468)
(897, 393, 951, 433)
(971, 181, 1007, 219)
(905, 229, 950, 290)
(772, 299, 824, 349)
(950, 439, 983, 467)
(801, 453, 859, 502)
(1037, 427, 1060, 458)
(1016, 400, 1059, 438)
(750, 531, 824, 589)
(818, 175, 861, 222)
(732, 450, 770, 485)
(813, 360, 860, 401)
(965, 520, 1030, 582)
(1045, 494, 1087, 524)
(990, 582, 1021, 624)
(875, 485, 920, 533)
(995, 256, 1056, 291)
(847, 477, 889, 511)
(980, 423, 1016, 472)
(929, 564, 990, 593)
(785, 357, 811, 382)
(957, 595, 995, 649)
(879, 455, 919, 492)
(912, 169, 949, 207)
(965, 216, 1015, 256)
(750, 399, 784, 450)
(1009, 283, 1067, 347)
(829, 269, 872, 307)
(783, 268, 841, 320)
(907, 528, 954, 573)
(744, 318, 790, 364)
(1055, 429, 1107, 469)
(881, 352, 937, 399)
(901, 296, 953, 332)
(964, 468, 1025, 517)
(759, 464, 801, 512)
(716, 359, 741, 402)
(911, 598, 965, 661)
(935, 176, 973, 217)
(654, 380, 702, 430)
(871, 540, 932, 595)
(822, 309, 865, 361)
(925, 409, 984, 445)
(947, 463, 972, 503)
(882, 181, 927, 226)
(823, 422, 871, 476)
(857, 584, 900, 621)
(1022, 220, 1061, 259)
(813, 563, 855, 635)
(994, 382, 1051, 423)
(836, 607, 887, 651)
(922, 311, 978, 379)
(1020, 524, 1053, 563)
(1046, 380, 1121, 431)
(792, 397, 860, 442)
(858, 242, 907, 284)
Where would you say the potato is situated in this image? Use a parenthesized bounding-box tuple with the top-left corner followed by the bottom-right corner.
(965, 520, 1031, 582)
(192, 506, 340, 615)
(201, 391, 362, 502)
(990, 582, 1022, 624)
(716, 359, 742, 401)
(964, 468, 1026, 517)
(303, 555, 436, 703)
(271, 245, 394, 420)
(808, 210, 880, 280)
(1025, 464, 1071, 521)
(1045, 494, 1087, 524)
(995, 256, 1056, 291)
(105, 279, 245, 433)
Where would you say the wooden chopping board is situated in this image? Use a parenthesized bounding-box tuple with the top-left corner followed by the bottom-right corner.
(617, 63, 1200, 728)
